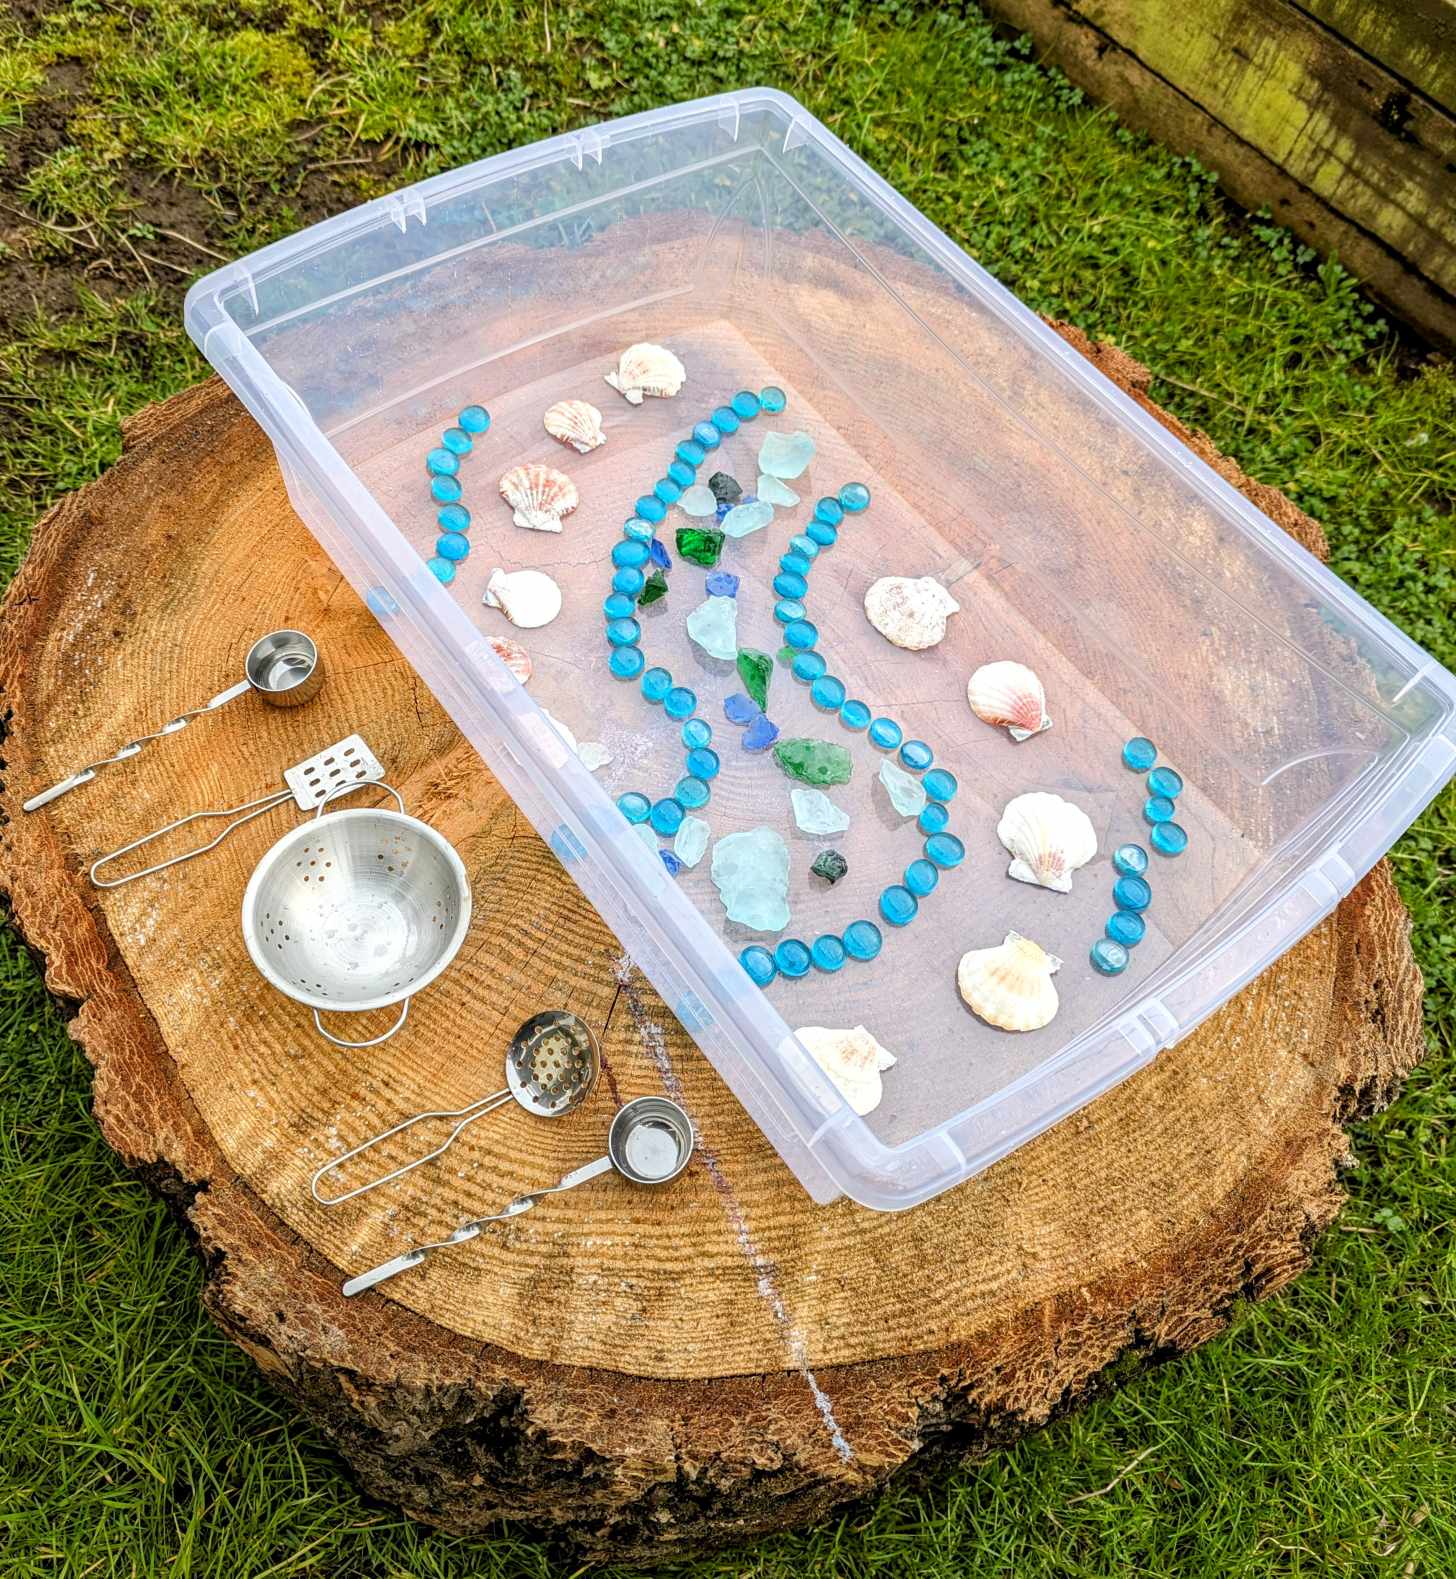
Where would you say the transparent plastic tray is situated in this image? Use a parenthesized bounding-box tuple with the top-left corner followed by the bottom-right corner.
(186, 89, 1456, 1209)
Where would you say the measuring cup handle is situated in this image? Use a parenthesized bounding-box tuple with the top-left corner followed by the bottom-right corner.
(313, 1000, 409, 1049)
(313, 780, 404, 819)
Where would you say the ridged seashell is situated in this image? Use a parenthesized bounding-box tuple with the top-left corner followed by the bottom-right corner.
(486, 634, 532, 684)
(957, 932, 1061, 1032)
(482, 567, 562, 629)
(795, 1024, 897, 1116)
(498, 463, 578, 533)
(863, 576, 960, 650)
(996, 791, 1097, 893)
(967, 660, 1051, 740)
(603, 341, 686, 404)
(543, 398, 606, 453)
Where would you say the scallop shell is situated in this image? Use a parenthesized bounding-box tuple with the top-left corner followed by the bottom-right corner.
(956, 932, 1061, 1032)
(603, 341, 686, 404)
(795, 1024, 897, 1116)
(967, 660, 1051, 740)
(498, 463, 578, 533)
(486, 634, 532, 684)
(482, 567, 562, 629)
(543, 398, 606, 454)
(996, 791, 1097, 893)
(863, 576, 960, 650)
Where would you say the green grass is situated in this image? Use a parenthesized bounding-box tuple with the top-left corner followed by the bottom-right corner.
(2, 1, 1454, 1574)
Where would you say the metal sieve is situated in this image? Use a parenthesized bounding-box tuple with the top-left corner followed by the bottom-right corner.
(310, 1010, 600, 1205)
(242, 781, 472, 1049)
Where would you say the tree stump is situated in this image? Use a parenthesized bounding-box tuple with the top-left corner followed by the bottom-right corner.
(0, 327, 1425, 1566)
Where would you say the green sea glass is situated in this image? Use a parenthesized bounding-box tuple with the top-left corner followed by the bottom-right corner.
(772, 737, 853, 786)
(676, 526, 725, 568)
(736, 648, 774, 711)
(638, 568, 668, 606)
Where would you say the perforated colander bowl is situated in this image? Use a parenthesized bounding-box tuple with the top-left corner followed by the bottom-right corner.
(241, 784, 471, 1048)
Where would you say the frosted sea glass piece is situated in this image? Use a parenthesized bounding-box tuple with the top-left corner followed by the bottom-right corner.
(686, 594, 738, 660)
(757, 473, 800, 506)
(758, 430, 816, 480)
(721, 499, 775, 539)
(879, 756, 928, 817)
(711, 827, 791, 931)
(791, 786, 850, 835)
(678, 484, 718, 517)
(674, 814, 711, 869)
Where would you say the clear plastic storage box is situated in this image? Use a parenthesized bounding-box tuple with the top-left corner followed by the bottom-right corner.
(186, 89, 1456, 1209)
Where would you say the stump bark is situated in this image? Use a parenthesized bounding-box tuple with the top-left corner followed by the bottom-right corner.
(0, 326, 1425, 1565)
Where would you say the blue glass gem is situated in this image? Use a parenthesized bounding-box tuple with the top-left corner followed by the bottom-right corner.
(787, 533, 819, 560)
(649, 798, 685, 836)
(430, 475, 462, 504)
(922, 768, 957, 802)
(1144, 796, 1177, 825)
(724, 693, 758, 724)
(1148, 766, 1184, 799)
(668, 460, 695, 488)
(437, 503, 470, 532)
(780, 551, 812, 577)
(612, 566, 646, 597)
(774, 599, 807, 625)
(682, 718, 712, 748)
(840, 699, 871, 731)
(813, 496, 844, 526)
(653, 478, 682, 505)
(435, 531, 470, 562)
(603, 592, 636, 620)
(458, 404, 491, 433)
(612, 539, 650, 569)
(691, 420, 722, 450)
(635, 495, 667, 523)
(426, 556, 456, 584)
(714, 501, 731, 524)
(617, 792, 651, 824)
(648, 540, 672, 573)
(868, 717, 903, 750)
(676, 439, 706, 467)
(641, 667, 673, 703)
(741, 945, 777, 986)
(904, 858, 939, 897)
(685, 746, 720, 780)
(811, 675, 846, 710)
(924, 832, 965, 868)
(811, 934, 846, 973)
(842, 919, 882, 960)
(791, 651, 828, 683)
(742, 714, 780, 751)
(664, 685, 697, 720)
(623, 516, 655, 542)
(605, 617, 641, 648)
(899, 740, 933, 771)
(839, 482, 870, 512)
(783, 620, 818, 651)
(440, 426, 472, 455)
(1090, 939, 1130, 976)
(1113, 874, 1152, 912)
(773, 571, 808, 601)
(705, 570, 739, 597)
(1151, 821, 1189, 856)
(1112, 843, 1149, 877)
(918, 802, 950, 835)
(661, 850, 683, 877)
(880, 885, 919, 926)
(731, 390, 762, 420)
(759, 386, 787, 413)
(609, 646, 645, 679)
(675, 777, 710, 809)
(806, 518, 838, 547)
(774, 938, 812, 979)
(426, 446, 459, 477)
(711, 405, 740, 434)
(1106, 910, 1146, 947)
(1123, 736, 1158, 771)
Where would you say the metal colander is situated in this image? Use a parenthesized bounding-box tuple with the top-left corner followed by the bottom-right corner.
(241, 783, 471, 1048)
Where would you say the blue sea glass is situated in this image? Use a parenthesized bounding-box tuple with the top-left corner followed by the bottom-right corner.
(742, 714, 780, 751)
(811, 675, 846, 710)
(1151, 821, 1188, 856)
(724, 692, 759, 725)
(437, 503, 470, 532)
(430, 475, 462, 504)
(879, 885, 919, 926)
(1148, 766, 1184, 799)
(868, 717, 903, 750)
(435, 531, 469, 561)
(1090, 939, 1130, 976)
(706, 571, 739, 597)
(791, 651, 827, 682)
(922, 768, 957, 802)
(840, 699, 871, 731)
(458, 404, 491, 433)
(1122, 736, 1157, 771)
(759, 386, 787, 413)
(664, 685, 697, 720)
(924, 832, 965, 868)
(682, 718, 712, 748)
(1112, 843, 1149, 876)
(774, 939, 812, 979)
(843, 919, 882, 960)
(904, 858, 939, 896)
(1113, 874, 1152, 911)
(685, 746, 720, 780)
(640, 667, 672, 703)
(899, 740, 933, 771)
(617, 792, 651, 824)
(1106, 910, 1146, 946)
(740, 945, 777, 986)
(1144, 796, 1177, 825)
(426, 556, 455, 584)
(609, 646, 645, 679)
(839, 482, 870, 512)
(648, 538, 671, 571)
(660, 850, 683, 877)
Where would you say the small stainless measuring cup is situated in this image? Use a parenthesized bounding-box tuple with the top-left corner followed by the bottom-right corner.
(341, 1096, 695, 1297)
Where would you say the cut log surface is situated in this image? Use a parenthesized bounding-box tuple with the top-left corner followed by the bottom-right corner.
(0, 327, 1425, 1564)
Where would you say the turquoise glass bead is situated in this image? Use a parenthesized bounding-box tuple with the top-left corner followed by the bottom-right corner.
(918, 802, 950, 835)
(759, 386, 787, 413)
(605, 617, 640, 648)
(711, 405, 740, 434)
(691, 420, 722, 450)
(617, 792, 651, 824)
(773, 571, 808, 600)
(1112, 842, 1149, 876)
(685, 746, 719, 780)
(682, 718, 712, 749)
(810, 933, 846, 972)
(668, 460, 695, 488)
(635, 495, 667, 523)
(840, 699, 871, 731)
(612, 539, 650, 568)
(1113, 874, 1152, 911)
(649, 798, 685, 836)
(612, 566, 646, 597)
(787, 533, 819, 559)
(774, 599, 807, 625)
(784, 620, 818, 650)
(437, 503, 470, 532)
(653, 477, 682, 505)
(1151, 821, 1188, 856)
(1090, 939, 1130, 976)
(791, 651, 827, 682)
(924, 832, 965, 868)
(426, 556, 455, 584)
(868, 717, 903, 750)
(839, 481, 870, 512)
(1122, 736, 1157, 771)
(436, 531, 469, 561)
(640, 667, 672, 703)
(922, 768, 957, 802)
(774, 939, 812, 979)
(740, 945, 776, 986)
(430, 475, 462, 503)
(813, 497, 844, 525)
(806, 519, 838, 547)
(843, 919, 882, 960)
(780, 551, 813, 576)
(899, 739, 933, 771)
(880, 885, 919, 926)
(609, 646, 645, 679)
(731, 390, 761, 420)
(1106, 910, 1146, 947)
(623, 516, 655, 542)
(603, 591, 636, 620)
(1148, 766, 1184, 799)
(675, 776, 710, 809)
(441, 426, 472, 455)
(426, 446, 460, 477)
(1144, 795, 1177, 825)
(676, 439, 706, 467)
(904, 858, 939, 896)
(664, 686, 697, 720)
(811, 675, 846, 710)
(458, 404, 491, 433)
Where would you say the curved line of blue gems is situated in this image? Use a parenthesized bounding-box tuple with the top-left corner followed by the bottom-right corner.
(423, 404, 493, 585)
(1093, 738, 1188, 975)
(599, 389, 966, 986)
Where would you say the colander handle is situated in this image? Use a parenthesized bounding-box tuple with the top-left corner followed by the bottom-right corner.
(313, 1000, 410, 1049)
(313, 780, 405, 817)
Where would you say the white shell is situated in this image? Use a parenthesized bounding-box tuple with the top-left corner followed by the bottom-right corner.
(996, 791, 1097, 893)
(956, 932, 1061, 1032)
(498, 463, 578, 533)
(863, 576, 960, 650)
(603, 341, 685, 405)
(543, 398, 606, 453)
(794, 1024, 897, 1116)
(482, 567, 562, 629)
(486, 634, 532, 684)
(967, 660, 1051, 740)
